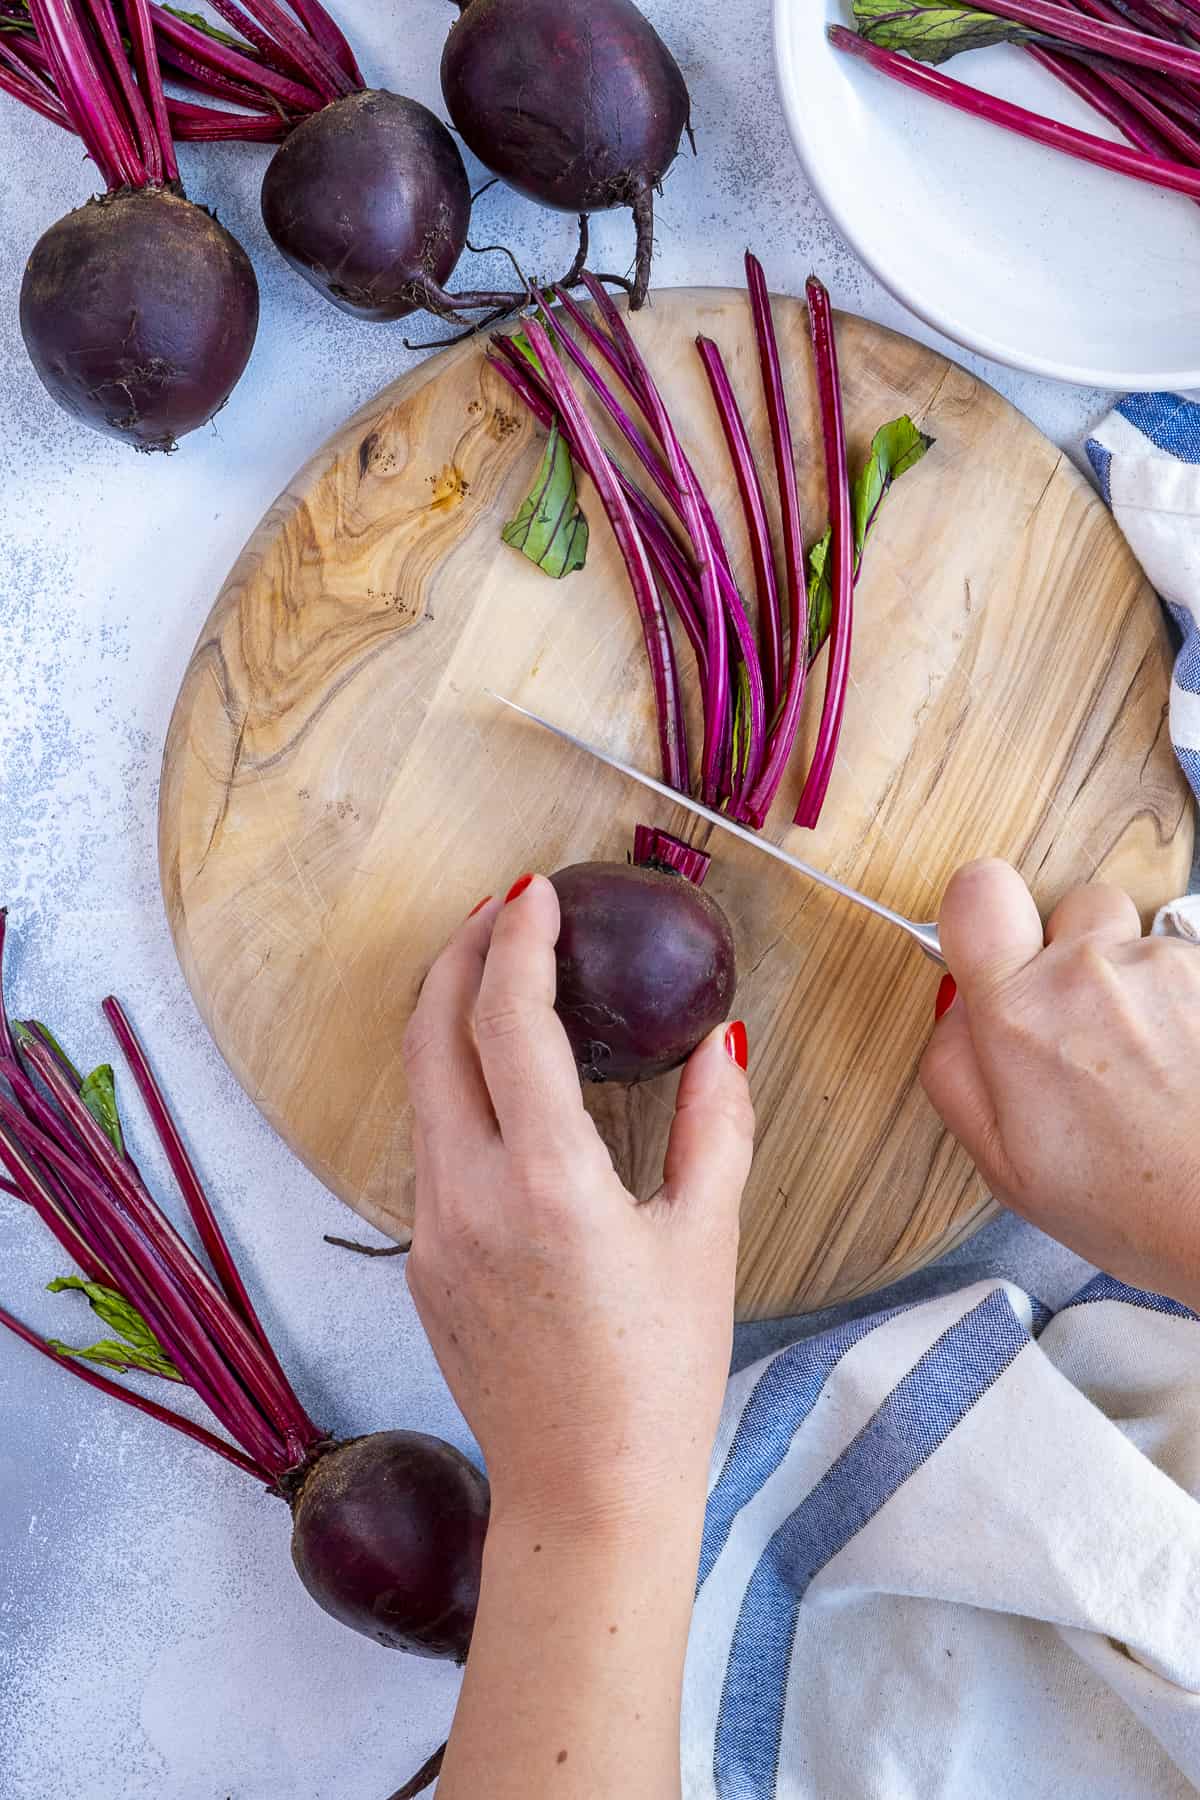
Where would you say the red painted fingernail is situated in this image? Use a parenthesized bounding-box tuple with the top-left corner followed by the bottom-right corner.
(504, 873, 534, 905)
(725, 1020, 748, 1070)
(934, 974, 958, 1022)
(467, 895, 492, 919)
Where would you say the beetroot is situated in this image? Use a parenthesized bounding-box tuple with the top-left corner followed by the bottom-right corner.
(260, 90, 474, 322)
(290, 1430, 489, 1656)
(551, 859, 736, 1082)
(8, 0, 258, 451)
(20, 186, 257, 451)
(441, 0, 692, 307)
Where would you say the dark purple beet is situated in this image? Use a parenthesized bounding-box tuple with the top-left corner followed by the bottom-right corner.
(261, 89, 472, 322)
(18, 186, 258, 453)
(289, 1430, 489, 1658)
(440, 0, 692, 307)
(550, 861, 736, 1083)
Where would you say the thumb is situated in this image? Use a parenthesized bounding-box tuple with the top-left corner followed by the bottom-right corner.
(657, 1021, 755, 1221)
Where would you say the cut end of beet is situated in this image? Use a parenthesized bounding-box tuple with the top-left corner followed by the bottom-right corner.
(261, 90, 471, 321)
(632, 824, 711, 887)
(551, 860, 736, 1084)
(289, 1429, 489, 1658)
(19, 187, 258, 452)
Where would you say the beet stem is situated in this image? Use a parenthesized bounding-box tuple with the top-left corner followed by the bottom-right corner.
(740, 253, 809, 829)
(832, 25, 1200, 194)
(793, 277, 852, 830)
(971, 0, 1200, 75)
(0, 1299, 270, 1482)
(28, 0, 143, 186)
(522, 314, 690, 791)
(206, 0, 351, 101)
(0, 17, 71, 124)
(148, 1, 324, 110)
(285, 0, 364, 86)
(83, 0, 162, 181)
(102, 996, 309, 1425)
(696, 334, 785, 716)
(1035, 42, 1200, 162)
(120, 0, 178, 181)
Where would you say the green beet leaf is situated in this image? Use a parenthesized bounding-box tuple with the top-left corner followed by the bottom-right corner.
(852, 0, 1031, 63)
(80, 1063, 124, 1155)
(47, 1276, 181, 1380)
(807, 415, 934, 658)
(502, 423, 589, 578)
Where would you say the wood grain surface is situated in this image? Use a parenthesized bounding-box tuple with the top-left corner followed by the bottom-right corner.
(159, 288, 1192, 1319)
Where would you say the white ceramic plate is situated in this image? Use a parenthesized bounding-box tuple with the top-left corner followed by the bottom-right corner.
(774, 0, 1200, 389)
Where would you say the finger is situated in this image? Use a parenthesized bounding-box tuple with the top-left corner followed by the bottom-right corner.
(938, 859, 1044, 1001)
(1043, 882, 1142, 950)
(657, 1023, 755, 1226)
(920, 1002, 1017, 1197)
(404, 898, 504, 1169)
(473, 874, 595, 1162)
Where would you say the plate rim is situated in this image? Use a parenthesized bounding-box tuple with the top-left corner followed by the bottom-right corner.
(772, 0, 1200, 393)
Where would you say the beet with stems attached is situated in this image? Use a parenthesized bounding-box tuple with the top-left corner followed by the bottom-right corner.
(441, 0, 693, 308)
(0, 910, 485, 1796)
(551, 851, 736, 1084)
(21, 185, 258, 451)
(9, 0, 257, 450)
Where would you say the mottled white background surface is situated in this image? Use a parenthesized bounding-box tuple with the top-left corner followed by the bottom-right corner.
(0, 1, 1126, 1794)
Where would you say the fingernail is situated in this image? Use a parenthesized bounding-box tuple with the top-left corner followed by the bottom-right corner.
(467, 895, 492, 919)
(934, 974, 958, 1022)
(504, 873, 534, 905)
(725, 1020, 748, 1070)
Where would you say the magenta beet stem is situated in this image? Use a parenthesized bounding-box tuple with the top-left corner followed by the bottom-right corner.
(121, 0, 178, 182)
(0, 1300, 270, 1482)
(740, 252, 809, 831)
(632, 824, 712, 887)
(148, 2, 324, 112)
(286, 0, 365, 86)
(27, 0, 142, 187)
(521, 316, 690, 793)
(830, 26, 1200, 198)
(102, 996, 297, 1405)
(695, 334, 785, 717)
(793, 278, 852, 830)
(960, 0, 1200, 80)
(1033, 45, 1200, 166)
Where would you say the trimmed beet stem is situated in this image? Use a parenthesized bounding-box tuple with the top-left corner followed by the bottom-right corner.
(740, 253, 809, 830)
(1034, 43, 1200, 163)
(956, 0, 1200, 79)
(521, 316, 690, 792)
(695, 335, 785, 717)
(0, 1300, 270, 1482)
(572, 279, 729, 804)
(793, 278, 852, 830)
(831, 25, 1200, 197)
(547, 287, 764, 796)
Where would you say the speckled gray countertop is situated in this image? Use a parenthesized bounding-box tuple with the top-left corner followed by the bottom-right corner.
(0, 3, 1127, 1793)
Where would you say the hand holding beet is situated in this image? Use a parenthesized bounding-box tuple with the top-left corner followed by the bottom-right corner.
(402, 874, 754, 1537)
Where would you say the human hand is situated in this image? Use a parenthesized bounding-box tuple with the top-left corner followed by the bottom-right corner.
(921, 860, 1200, 1308)
(402, 874, 755, 1544)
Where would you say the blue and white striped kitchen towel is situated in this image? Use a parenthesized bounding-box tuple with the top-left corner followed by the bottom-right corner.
(682, 400, 1200, 1798)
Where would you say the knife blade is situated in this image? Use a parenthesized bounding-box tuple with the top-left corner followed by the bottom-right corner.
(488, 693, 945, 965)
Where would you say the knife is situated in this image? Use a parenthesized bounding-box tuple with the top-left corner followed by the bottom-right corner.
(489, 693, 945, 966)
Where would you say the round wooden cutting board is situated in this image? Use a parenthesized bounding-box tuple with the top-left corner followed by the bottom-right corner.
(160, 288, 1191, 1320)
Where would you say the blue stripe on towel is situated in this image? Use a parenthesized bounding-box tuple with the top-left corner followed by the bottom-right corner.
(1117, 393, 1200, 464)
(711, 1288, 1031, 1799)
(1062, 1272, 1199, 1322)
(698, 1303, 914, 1592)
(1086, 439, 1113, 505)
